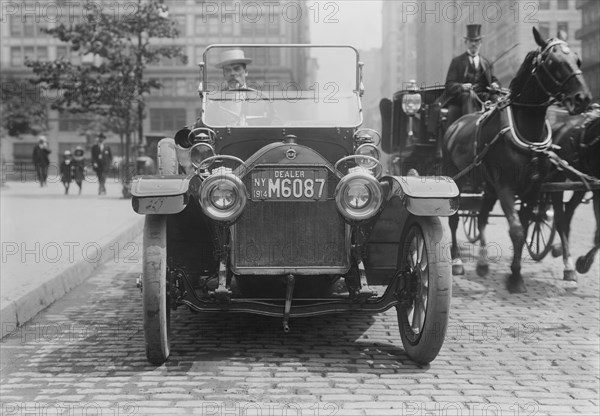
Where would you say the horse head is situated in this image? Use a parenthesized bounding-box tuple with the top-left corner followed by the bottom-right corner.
(532, 27, 591, 114)
(510, 27, 591, 115)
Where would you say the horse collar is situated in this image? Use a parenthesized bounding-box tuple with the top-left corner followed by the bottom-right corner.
(505, 105, 552, 152)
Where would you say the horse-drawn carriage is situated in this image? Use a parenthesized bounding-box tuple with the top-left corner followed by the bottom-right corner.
(380, 28, 598, 293)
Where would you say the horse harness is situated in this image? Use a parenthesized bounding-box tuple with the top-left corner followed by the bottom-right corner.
(452, 100, 552, 181)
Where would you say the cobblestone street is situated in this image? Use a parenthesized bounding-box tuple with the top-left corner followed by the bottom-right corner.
(1, 204, 598, 416)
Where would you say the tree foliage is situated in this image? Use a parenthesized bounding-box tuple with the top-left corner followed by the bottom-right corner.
(0, 80, 49, 137)
(26, 0, 187, 135)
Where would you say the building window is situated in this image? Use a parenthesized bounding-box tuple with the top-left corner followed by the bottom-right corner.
(557, 22, 569, 40)
(56, 46, 69, 59)
(10, 47, 23, 66)
(150, 108, 187, 132)
(194, 15, 204, 35)
(59, 113, 90, 132)
(207, 16, 219, 34)
(173, 15, 186, 36)
(23, 15, 36, 36)
(175, 78, 187, 95)
(539, 0, 550, 10)
(539, 22, 550, 40)
(557, 0, 569, 10)
(10, 15, 21, 35)
(37, 47, 48, 61)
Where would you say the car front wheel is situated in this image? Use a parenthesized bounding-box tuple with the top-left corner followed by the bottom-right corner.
(142, 214, 170, 365)
(396, 216, 452, 365)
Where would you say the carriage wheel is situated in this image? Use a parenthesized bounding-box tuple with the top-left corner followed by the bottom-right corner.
(142, 214, 171, 365)
(526, 193, 556, 261)
(396, 216, 452, 364)
(462, 211, 480, 243)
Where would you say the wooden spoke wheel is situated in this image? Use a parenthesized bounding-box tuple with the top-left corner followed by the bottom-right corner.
(461, 211, 480, 243)
(396, 216, 452, 364)
(526, 193, 556, 261)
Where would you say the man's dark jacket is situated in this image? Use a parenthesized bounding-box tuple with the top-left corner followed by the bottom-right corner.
(445, 52, 499, 102)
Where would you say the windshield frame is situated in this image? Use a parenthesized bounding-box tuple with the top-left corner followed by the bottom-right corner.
(198, 44, 363, 129)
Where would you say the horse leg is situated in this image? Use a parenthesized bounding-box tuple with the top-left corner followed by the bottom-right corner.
(551, 192, 577, 281)
(449, 213, 464, 275)
(576, 190, 600, 274)
(476, 192, 498, 276)
(496, 188, 527, 293)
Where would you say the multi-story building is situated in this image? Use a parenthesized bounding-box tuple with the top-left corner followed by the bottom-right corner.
(576, 0, 600, 100)
(411, 1, 583, 89)
(0, 0, 309, 173)
(482, 0, 582, 86)
(381, 1, 418, 99)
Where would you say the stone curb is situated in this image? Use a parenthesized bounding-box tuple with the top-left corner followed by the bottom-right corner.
(0, 217, 145, 339)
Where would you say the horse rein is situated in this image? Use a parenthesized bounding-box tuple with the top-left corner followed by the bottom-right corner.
(532, 39, 583, 99)
(512, 39, 583, 108)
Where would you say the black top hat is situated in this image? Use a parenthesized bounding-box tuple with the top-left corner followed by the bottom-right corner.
(464, 24, 484, 41)
(97, 132, 106, 139)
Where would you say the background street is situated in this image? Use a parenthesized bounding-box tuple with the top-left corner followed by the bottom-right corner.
(1, 197, 598, 416)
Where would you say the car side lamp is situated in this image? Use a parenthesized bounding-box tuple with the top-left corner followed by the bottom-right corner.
(401, 80, 422, 143)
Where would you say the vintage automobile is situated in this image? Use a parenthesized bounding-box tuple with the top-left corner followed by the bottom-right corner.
(131, 45, 459, 365)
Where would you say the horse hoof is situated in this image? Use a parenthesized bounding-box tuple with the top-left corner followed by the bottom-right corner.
(563, 269, 577, 282)
(551, 244, 563, 258)
(506, 276, 527, 294)
(576, 255, 594, 274)
(476, 262, 489, 277)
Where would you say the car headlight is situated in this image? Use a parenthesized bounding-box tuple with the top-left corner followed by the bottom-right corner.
(199, 170, 247, 221)
(355, 143, 380, 169)
(335, 172, 383, 221)
(190, 143, 216, 169)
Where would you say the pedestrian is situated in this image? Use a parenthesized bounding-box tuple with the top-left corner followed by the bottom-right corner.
(32, 135, 51, 187)
(72, 146, 86, 195)
(444, 24, 501, 127)
(59, 150, 73, 195)
(91, 133, 112, 195)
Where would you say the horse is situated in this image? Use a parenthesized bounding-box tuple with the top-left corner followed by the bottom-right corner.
(443, 27, 592, 293)
(549, 105, 600, 281)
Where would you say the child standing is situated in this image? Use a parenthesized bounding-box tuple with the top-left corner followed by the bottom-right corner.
(60, 150, 73, 195)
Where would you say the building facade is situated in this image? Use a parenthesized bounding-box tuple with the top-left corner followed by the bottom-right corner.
(0, 0, 310, 173)
(576, 0, 600, 100)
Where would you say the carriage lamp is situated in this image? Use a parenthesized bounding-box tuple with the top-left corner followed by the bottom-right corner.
(190, 142, 216, 169)
(335, 172, 383, 221)
(401, 85, 422, 116)
(355, 143, 381, 169)
(199, 169, 247, 221)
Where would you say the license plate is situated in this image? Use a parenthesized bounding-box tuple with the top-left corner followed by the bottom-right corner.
(251, 168, 328, 201)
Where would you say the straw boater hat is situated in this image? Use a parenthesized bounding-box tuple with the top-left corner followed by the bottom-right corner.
(215, 49, 252, 68)
(464, 24, 484, 41)
(63, 150, 72, 157)
(73, 146, 85, 161)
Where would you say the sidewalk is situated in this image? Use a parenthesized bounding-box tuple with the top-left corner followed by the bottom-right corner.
(0, 178, 144, 339)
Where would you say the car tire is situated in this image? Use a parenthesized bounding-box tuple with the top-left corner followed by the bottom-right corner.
(157, 138, 178, 175)
(142, 214, 170, 365)
(396, 215, 452, 365)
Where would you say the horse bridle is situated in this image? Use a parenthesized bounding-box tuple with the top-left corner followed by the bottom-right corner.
(531, 39, 583, 101)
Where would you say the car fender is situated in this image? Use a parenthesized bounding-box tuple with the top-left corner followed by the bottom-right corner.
(381, 175, 459, 216)
(131, 174, 201, 215)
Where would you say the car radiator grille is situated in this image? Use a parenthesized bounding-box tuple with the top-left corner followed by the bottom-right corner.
(231, 166, 349, 273)
(232, 200, 349, 272)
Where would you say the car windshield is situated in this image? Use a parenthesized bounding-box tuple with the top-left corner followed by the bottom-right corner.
(201, 45, 361, 128)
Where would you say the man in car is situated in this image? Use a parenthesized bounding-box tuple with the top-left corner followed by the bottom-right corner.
(210, 49, 277, 126)
(444, 24, 500, 127)
(216, 49, 252, 91)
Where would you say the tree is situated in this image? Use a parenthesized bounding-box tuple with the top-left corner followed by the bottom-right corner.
(0, 79, 48, 138)
(26, 0, 187, 196)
